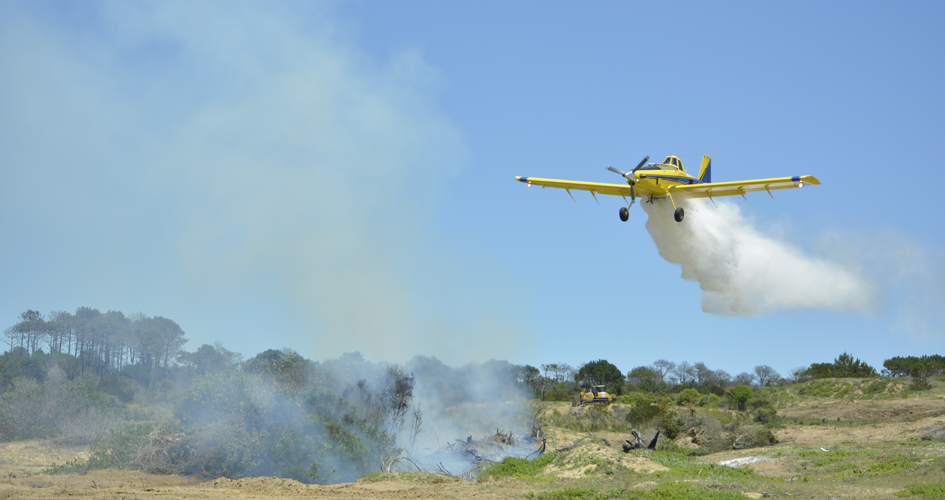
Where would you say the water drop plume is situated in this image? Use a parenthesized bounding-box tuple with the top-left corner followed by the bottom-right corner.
(641, 198, 879, 316)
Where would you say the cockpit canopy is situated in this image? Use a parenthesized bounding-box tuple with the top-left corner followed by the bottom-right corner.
(662, 156, 684, 171)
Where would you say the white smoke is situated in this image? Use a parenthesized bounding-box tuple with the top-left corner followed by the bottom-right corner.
(642, 198, 879, 316)
(818, 227, 945, 341)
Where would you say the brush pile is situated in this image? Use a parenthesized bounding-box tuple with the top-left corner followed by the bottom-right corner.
(420, 430, 544, 478)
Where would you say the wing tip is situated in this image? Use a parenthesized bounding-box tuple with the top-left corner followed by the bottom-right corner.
(795, 175, 821, 185)
(516, 176, 528, 183)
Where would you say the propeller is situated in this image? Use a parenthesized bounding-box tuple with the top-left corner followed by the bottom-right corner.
(606, 156, 648, 205)
(605, 165, 628, 176)
(605, 156, 649, 182)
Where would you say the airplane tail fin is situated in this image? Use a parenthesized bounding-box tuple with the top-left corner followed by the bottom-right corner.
(698, 155, 712, 183)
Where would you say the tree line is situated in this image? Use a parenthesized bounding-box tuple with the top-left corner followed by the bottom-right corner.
(517, 351, 940, 402)
(3, 308, 942, 401)
(3, 308, 186, 380)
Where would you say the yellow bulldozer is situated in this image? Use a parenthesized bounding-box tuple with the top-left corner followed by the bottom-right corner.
(573, 384, 617, 407)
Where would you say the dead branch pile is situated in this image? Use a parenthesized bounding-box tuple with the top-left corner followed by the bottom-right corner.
(419, 429, 544, 478)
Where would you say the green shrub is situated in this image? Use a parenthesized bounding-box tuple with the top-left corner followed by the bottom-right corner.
(909, 376, 932, 391)
(724, 385, 752, 411)
(752, 408, 780, 426)
(864, 379, 890, 395)
(85, 423, 155, 470)
(625, 397, 669, 428)
(696, 394, 722, 407)
(0, 377, 124, 443)
(733, 426, 776, 449)
(674, 388, 701, 406)
(896, 482, 945, 498)
(658, 414, 684, 440)
(536, 481, 754, 499)
(99, 374, 136, 403)
(543, 384, 573, 402)
(482, 453, 555, 479)
(746, 398, 771, 410)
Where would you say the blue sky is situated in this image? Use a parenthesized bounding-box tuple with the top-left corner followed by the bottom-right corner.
(1, 1, 943, 378)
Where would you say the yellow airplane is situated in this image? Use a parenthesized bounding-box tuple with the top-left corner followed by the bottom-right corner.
(516, 155, 820, 222)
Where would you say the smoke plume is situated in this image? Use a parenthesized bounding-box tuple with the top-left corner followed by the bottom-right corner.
(642, 198, 879, 316)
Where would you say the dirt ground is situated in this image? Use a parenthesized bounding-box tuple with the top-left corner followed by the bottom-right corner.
(776, 396, 945, 447)
(2, 395, 943, 499)
(0, 470, 545, 500)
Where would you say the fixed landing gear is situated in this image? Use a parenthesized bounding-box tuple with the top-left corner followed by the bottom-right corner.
(619, 206, 629, 222)
(674, 207, 685, 222)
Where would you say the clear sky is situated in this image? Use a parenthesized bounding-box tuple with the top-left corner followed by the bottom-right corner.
(2, 1, 943, 378)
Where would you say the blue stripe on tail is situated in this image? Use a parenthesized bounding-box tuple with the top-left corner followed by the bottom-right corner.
(700, 159, 711, 183)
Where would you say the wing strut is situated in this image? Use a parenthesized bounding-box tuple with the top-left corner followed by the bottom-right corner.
(738, 188, 750, 205)
(764, 185, 777, 202)
(565, 188, 576, 202)
(590, 191, 600, 204)
(706, 189, 718, 207)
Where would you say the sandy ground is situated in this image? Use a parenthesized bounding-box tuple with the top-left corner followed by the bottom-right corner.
(0, 472, 553, 500)
(776, 396, 945, 447)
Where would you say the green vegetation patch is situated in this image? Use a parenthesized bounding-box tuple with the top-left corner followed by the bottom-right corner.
(532, 482, 753, 499)
(649, 452, 758, 479)
(811, 456, 844, 467)
(864, 379, 891, 395)
(896, 482, 945, 498)
(831, 453, 919, 479)
(795, 447, 871, 458)
(482, 453, 557, 480)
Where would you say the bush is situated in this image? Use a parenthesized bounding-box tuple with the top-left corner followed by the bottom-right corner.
(697, 394, 722, 407)
(0, 377, 124, 443)
(165, 361, 414, 483)
(658, 414, 685, 440)
(84, 423, 156, 470)
(752, 408, 780, 426)
(724, 385, 753, 411)
(864, 379, 890, 395)
(625, 396, 669, 428)
(674, 388, 701, 406)
(747, 398, 772, 410)
(99, 375, 136, 403)
(543, 384, 573, 402)
(733, 426, 777, 449)
(896, 482, 945, 498)
(482, 453, 555, 479)
(909, 376, 932, 392)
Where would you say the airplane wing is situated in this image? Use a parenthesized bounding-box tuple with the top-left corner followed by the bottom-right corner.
(514, 176, 662, 198)
(668, 175, 820, 199)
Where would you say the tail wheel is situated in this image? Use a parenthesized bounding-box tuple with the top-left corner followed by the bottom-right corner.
(619, 207, 629, 222)
(674, 207, 685, 222)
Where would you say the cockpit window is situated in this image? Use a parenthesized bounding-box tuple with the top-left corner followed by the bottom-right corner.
(663, 156, 672, 165)
(671, 158, 678, 166)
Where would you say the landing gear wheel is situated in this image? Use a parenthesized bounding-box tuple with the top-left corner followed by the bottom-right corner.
(674, 207, 685, 222)
(619, 206, 629, 222)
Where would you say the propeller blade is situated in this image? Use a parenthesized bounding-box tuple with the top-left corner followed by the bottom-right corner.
(605, 165, 627, 176)
(632, 156, 650, 172)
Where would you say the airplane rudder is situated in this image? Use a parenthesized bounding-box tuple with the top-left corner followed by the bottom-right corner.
(699, 154, 712, 183)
